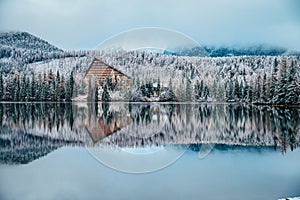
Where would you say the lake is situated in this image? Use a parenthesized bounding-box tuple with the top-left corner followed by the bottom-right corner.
(0, 102, 300, 200)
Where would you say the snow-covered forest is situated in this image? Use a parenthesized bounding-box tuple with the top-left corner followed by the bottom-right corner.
(1, 31, 300, 104)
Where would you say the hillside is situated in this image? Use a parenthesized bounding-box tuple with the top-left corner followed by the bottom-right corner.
(0, 31, 62, 52)
(0, 31, 86, 73)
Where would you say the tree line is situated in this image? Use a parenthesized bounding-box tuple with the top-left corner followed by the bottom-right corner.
(0, 70, 74, 102)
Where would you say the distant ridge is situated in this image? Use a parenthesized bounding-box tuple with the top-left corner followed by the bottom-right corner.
(0, 31, 62, 52)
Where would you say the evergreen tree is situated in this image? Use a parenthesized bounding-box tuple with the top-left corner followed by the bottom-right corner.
(25, 76, 30, 101)
(261, 72, 268, 103)
(194, 80, 200, 100)
(168, 78, 176, 101)
(286, 60, 300, 104)
(253, 75, 262, 103)
(200, 80, 204, 98)
(204, 85, 210, 100)
(55, 71, 61, 101)
(276, 57, 288, 104)
(13, 75, 20, 101)
(20, 75, 27, 101)
(87, 77, 93, 101)
(94, 82, 99, 102)
(42, 73, 50, 101)
(269, 58, 278, 103)
(243, 78, 249, 101)
(65, 71, 74, 102)
(247, 79, 253, 103)
(227, 79, 234, 101)
(212, 78, 217, 99)
(234, 78, 240, 100)
(36, 74, 42, 101)
(48, 70, 56, 101)
(60, 75, 66, 100)
(0, 73, 3, 101)
(102, 83, 110, 101)
(185, 78, 192, 101)
(157, 78, 161, 96)
(29, 72, 35, 101)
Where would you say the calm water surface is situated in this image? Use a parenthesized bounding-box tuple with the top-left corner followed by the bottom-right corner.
(0, 102, 299, 200)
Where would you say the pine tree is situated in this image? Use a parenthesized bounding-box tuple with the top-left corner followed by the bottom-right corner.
(200, 80, 204, 98)
(55, 71, 61, 101)
(253, 75, 261, 103)
(87, 77, 93, 101)
(36, 74, 42, 101)
(48, 70, 56, 101)
(102, 83, 110, 101)
(227, 79, 234, 101)
(286, 60, 300, 104)
(247, 79, 253, 103)
(194, 80, 200, 100)
(234, 78, 240, 100)
(20, 75, 27, 101)
(0, 73, 3, 101)
(29, 72, 35, 101)
(157, 78, 161, 96)
(25, 76, 30, 101)
(42, 73, 50, 101)
(13, 75, 20, 101)
(261, 72, 268, 103)
(243, 78, 249, 101)
(5, 75, 13, 101)
(65, 71, 74, 102)
(276, 57, 288, 105)
(60, 75, 66, 100)
(204, 85, 210, 100)
(94, 82, 99, 102)
(269, 58, 278, 103)
(185, 78, 192, 101)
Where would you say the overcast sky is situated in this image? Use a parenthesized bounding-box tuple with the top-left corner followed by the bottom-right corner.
(0, 0, 300, 50)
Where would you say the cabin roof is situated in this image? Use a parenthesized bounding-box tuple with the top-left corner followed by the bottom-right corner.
(84, 57, 131, 79)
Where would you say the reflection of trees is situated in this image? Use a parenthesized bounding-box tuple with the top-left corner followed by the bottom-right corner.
(0, 103, 76, 133)
(0, 103, 299, 152)
(104, 104, 300, 152)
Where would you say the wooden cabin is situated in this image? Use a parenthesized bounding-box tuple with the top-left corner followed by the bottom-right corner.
(84, 58, 131, 87)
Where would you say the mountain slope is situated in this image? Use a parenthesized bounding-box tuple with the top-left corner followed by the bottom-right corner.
(0, 31, 87, 73)
(0, 31, 62, 52)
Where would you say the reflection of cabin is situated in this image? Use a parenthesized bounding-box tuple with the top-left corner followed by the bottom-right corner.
(84, 58, 131, 86)
(85, 113, 131, 143)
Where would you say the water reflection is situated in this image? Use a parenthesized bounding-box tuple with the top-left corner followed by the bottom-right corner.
(0, 103, 299, 164)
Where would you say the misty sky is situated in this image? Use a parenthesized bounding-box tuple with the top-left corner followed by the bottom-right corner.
(0, 0, 300, 50)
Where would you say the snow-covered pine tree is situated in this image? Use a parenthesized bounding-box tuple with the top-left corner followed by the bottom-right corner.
(261, 72, 268, 103)
(65, 71, 74, 102)
(94, 82, 99, 102)
(20, 75, 28, 101)
(276, 57, 288, 105)
(35, 73, 42, 101)
(13, 74, 20, 101)
(29, 72, 35, 101)
(55, 71, 61, 101)
(285, 60, 300, 105)
(157, 78, 161, 96)
(60, 74, 66, 101)
(185, 78, 192, 101)
(194, 80, 200, 100)
(253, 75, 261, 103)
(0, 73, 3, 101)
(269, 58, 279, 103)
(247, 79, 253, 103)
(48, 70, 56, 101)
(102, 83, 110, 101)
(234, 78, 240, 101)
